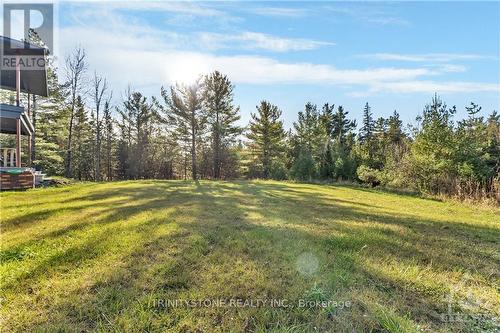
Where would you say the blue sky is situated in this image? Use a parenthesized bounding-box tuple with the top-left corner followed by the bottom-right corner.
(54, 1, 499, 128)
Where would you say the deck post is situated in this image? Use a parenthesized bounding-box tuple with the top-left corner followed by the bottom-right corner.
(16, 54, 21, 107)
(16, 119, 21, 167)
(32, 95, 36, 164)
(27, 93, 31, 119)
(28, 135, 32, 167)
(27, 93, 32, 167)
(15, 52, 22, 166)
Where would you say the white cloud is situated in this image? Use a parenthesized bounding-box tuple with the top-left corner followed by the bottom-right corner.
(170, 55, 435, 85)
(250, 3, 409, 25)
(250, 7, 308, 17)
(56, 23, 462, 93)
(435, 64, 467, 73)
(323, 5, 411, 26)
(56, 7, 499, 98)
(198, 32, 334, 52)
(361, 53, 496, 62)
(58, 25, 434, 89)
(63, 0, 224, 17)
(366, 17, 410, 26)
(370, 81, 500, 94)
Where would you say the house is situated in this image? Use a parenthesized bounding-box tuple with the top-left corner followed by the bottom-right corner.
(0, 36, 48, 190)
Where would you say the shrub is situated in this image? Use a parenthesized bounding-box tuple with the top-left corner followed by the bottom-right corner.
(357, 165, 382, 187)
(270, 160, 288, 180)
(290, 151, 317, 181)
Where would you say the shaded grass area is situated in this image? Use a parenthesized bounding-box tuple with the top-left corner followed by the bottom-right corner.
(0, 180, 498, 332)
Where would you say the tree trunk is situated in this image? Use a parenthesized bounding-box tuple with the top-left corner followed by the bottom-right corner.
(184, 153, 187, 180)
(191, 127, 197, 180)
(213, 113, 220, 179)
(106, 133, 112, 181)
(65, 91, 77, 178)
(95, 115, 101, 181)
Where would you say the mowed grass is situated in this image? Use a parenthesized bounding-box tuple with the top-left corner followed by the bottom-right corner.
(0, 180, 498, 333)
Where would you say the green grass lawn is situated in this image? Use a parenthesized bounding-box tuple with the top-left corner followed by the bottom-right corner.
(1, 180, 498, 332)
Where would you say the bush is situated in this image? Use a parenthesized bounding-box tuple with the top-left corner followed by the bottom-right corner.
(245, 160, 263, 179)
(290, 151, 317, 181)
(357, 165, 382, 187)
(270, 160, 288, 180)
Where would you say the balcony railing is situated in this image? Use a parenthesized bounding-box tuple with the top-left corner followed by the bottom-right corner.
(1, 148, 17, 167)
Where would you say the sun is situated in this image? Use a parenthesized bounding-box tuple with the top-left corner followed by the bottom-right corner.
(167, 54, 209, 85)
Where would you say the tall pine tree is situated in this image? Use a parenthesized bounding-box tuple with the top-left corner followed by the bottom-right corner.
(246, 101, 286, 178)
(160, 81, 205, 180)
(203, 71, 242, 179)
(72, 96, 93, 180)
(359, 102, 374, 144)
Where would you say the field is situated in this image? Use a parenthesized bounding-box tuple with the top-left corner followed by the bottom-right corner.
(0, 180, 498, 332)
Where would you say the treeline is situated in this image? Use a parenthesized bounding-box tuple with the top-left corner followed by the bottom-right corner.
(1, 45, 498, 202)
